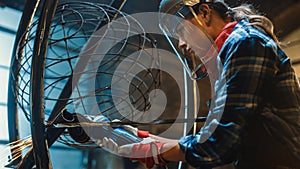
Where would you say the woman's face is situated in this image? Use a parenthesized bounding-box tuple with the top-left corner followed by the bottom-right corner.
(176, 22, 194, 54)
(175, 17, 212, 58)
(174, 16, 217, 80)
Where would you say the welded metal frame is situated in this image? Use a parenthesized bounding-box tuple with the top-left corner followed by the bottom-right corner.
(7, 0, 128, 168)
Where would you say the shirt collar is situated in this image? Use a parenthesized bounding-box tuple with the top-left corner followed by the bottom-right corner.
(215, 21, 237, 52)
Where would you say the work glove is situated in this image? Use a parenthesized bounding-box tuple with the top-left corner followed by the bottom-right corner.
(101, 137, 167, 169)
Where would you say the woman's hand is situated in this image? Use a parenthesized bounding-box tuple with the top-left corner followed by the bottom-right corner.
(100, 137, 167, 169)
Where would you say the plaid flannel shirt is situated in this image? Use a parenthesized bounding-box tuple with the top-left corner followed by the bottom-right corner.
(179, 20, 300, 169)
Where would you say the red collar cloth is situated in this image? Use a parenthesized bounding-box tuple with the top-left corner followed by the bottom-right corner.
(199, 22, 237, 81)
(215, 21, 237, 52)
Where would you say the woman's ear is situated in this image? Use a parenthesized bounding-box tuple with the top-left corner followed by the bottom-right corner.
(198, 4, 211, 24)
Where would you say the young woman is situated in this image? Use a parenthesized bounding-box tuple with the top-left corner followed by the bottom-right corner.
(102, 0, 300, 168)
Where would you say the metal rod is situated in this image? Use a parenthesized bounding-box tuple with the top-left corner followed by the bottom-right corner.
(46, 117, 207, 128)
(7, 0, 41, 166)
(30, 0, 58, 168)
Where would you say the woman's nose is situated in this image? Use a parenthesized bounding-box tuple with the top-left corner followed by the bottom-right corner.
(178, 37, 187, 49)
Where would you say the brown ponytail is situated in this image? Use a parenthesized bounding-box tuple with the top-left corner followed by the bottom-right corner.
(207, 2, 278, 42)
(191, 1, 279, 42)
(228, 4, 279, 42)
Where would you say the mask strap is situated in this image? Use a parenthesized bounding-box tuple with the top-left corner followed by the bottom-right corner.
(187, 5, 215, 45)
(188, 6, 204, 26)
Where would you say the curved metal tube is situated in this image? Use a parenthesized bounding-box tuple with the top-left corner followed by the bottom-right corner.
(30, 0, 58, 168)
(7, 0, 41, 166)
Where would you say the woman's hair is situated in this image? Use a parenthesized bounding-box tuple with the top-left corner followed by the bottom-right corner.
(211, 2, 279, 42)
(179, 0, 278, 42)
(189, 1, 278, 42)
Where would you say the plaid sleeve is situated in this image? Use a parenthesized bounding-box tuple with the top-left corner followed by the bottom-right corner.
(179, 34, 278, 168)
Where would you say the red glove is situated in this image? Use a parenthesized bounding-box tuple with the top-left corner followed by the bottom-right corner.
(99, 120, 166, 168)
(123, 139, 167, 168)
(101, 137, 167, 169)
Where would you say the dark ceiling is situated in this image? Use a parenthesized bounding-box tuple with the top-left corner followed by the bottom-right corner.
(0, 0, 300, 39)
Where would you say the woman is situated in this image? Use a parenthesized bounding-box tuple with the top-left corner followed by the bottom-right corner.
(102, 0, 300, 168)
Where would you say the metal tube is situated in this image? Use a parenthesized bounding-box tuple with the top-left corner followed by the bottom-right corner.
(7, 0, 41, 166)
(30, 0, 58, 168)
